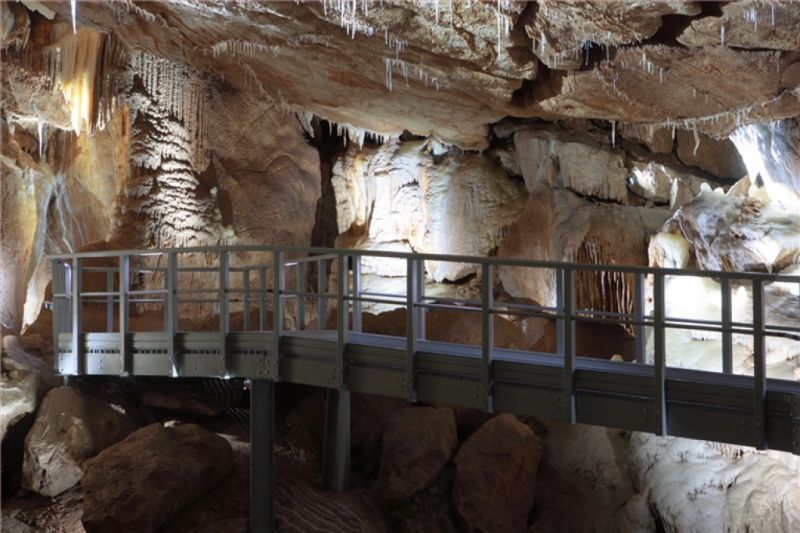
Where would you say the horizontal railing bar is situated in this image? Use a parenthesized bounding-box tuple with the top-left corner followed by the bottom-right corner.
(494, 301, 560, 313)
(343, 295, 406, 307)
(48, 246, 800, 283)
(418, 302, 482, 313)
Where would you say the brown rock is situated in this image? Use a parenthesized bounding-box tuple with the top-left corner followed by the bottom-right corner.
(676, 129, 746, 181)
(351, 393, 410, 476)
(22, 386, 140, 497)
(373, 407, 458, 508)
(81, 423, 233, 533)
(453, 413, 543, 533)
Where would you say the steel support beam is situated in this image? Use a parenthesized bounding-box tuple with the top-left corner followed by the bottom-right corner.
(250, 379, 275, 532)
(71, 257, 83, 375)
(321, 388, 350, 492)
(166, 252, 178, 375)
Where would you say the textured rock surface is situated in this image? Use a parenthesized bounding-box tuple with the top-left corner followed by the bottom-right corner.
(629, 433, 800, 533)
(81, 423, 234, 533)
(453, 413, 542, 533)
(333, 137, 525, 282)
(22, 386, 140, 497)
(373, 407, 458, 508)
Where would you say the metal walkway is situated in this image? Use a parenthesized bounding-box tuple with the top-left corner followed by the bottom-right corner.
(48, 245, 800, 531)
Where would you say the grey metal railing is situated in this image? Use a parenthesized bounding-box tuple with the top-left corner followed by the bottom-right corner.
(50, 245, 800, 432)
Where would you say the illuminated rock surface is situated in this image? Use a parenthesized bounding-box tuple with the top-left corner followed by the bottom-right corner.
(2, 1, 800, 531)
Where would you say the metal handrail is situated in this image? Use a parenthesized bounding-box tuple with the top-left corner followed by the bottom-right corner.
(49, 245, 800, 448)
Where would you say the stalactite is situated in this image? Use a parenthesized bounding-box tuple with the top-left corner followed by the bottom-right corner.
(41, 28, 128, 134)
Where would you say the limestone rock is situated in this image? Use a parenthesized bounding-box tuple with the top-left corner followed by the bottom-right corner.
(619, 123, 673, 155)
(453, 413, 543, 533)
(81, 423, 234, 533)
(557, 142, 628, 203)
(22, 386, 140, 497)
(138, 378, 244, 417)
(679, 1, 800, 51)
(675, 129, 746, 181)
(498, 185, 669, 314)
(730, 118, 800, 212)
(351, 392, 410, 476)
(373, 407, 458, 508)
(540, 422, 633, 512)
(662, 188, 800, 272)
(333, 137, 525, 283)
(629, 433, 800, 533)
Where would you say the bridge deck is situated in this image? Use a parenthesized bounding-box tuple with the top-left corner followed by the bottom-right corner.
(48, 245, 800, 530)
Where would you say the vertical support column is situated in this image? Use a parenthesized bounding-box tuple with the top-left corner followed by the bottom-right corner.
(653, 272, 667, 436)
(634, 272, 646, 364)
(352, 255, 362, 333)
(243, 269, 250, 332)
(752, 278, 767, 449)
(250, 379, 275, 532)
(71, 258, 83, 375)
(297, 262, 305, 331)
(480, 262, 494, 412)
(720, 277, 733, 375)
(259, 267, 267, 331)
(405, 258, 418, 402)
(219, 251, 230, 375)
(270, 250, 284, 380)
(119, 255, 130, 374)
(166, 252, 178, 376)
(318, 259, 328, 331)
(322, 388, 351, 492)
(335, 254, 347, 387)
(556, 267, 575, 422)
(106, 269, 114, 333)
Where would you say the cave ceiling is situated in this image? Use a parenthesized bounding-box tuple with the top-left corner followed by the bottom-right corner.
(26, 0, 800, 148)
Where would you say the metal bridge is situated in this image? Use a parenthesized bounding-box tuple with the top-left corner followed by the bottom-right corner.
(48, 245, 800, 531)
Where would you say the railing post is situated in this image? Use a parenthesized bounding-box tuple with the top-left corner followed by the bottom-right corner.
(219, 251, 230, 375)
(51, 260, 68, 360)
(297, 262, 305, 331)
(318, 259, 328, 331)
(106, 269, 114, 333)
(270, 250, 284, 380)
(720, 277, 733, 374)
(250, 379, 275, 532)
(557, 267, 575, 422)
(480, 262, 494, 412)
(653, 272, 667, 436)
(634, 272, 646, 364)
(335, 254, 347, 387)
(405, 257, 418, 402)
(243, 269, 250, 332)
(752, 279, 766, 449)
(166, 252, 178, 376)
(352, 255, 362, 333)
(119, 255, 130, 374)
(259, 267, 267, 331)
(415, 258, 426, 340)
(71, 258, 83, 375)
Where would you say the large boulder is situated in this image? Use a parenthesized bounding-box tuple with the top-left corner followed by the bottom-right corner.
(373, 407, 458, 508)
(22, 385, 140, 497)
(452, 413, 543, 533)
(81, 423, 234, 533)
